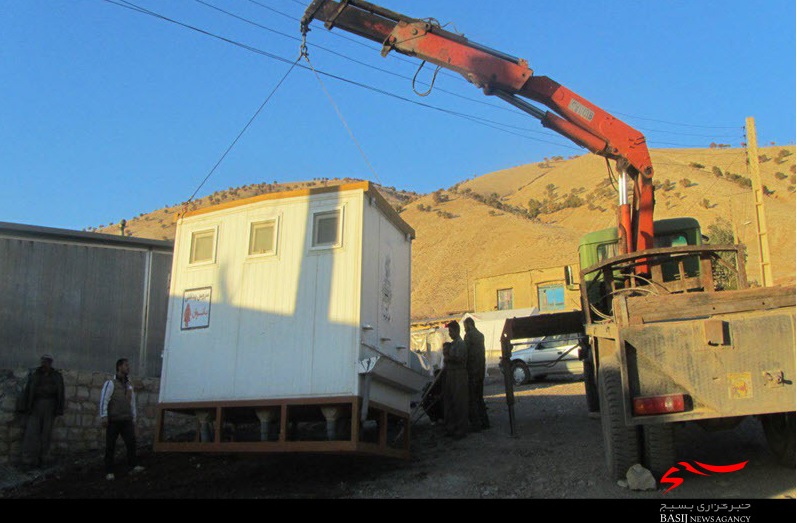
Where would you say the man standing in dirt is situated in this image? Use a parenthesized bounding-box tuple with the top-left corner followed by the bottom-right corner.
(100, 358, 145, 480)
(442, 321, 469, 439)
(20, 354, 65, 469)
(464, 317, 490, 431)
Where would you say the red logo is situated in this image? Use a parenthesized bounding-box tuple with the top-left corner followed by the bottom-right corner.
(660, 461, 748, 493)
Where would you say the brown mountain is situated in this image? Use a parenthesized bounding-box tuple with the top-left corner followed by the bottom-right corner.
(95, 146, 796, 320)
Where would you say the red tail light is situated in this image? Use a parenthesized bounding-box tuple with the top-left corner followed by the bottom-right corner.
(633, 394, 687, 415)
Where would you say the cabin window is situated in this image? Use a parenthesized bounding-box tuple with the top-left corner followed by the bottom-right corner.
(248, 220, 277, 256)
(312, 209, 342, 248)
(497, 288, 513, 310)
(538, 283, 565, 312)
(189, 229, 216, 264)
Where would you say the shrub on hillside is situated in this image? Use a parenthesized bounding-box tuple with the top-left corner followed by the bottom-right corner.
(712, 166, 723, 178)
(562, 193, 585, 208)
(527, 198, 543, 219)
(690, 162, 705, 169)
(707, 218, 743, 290)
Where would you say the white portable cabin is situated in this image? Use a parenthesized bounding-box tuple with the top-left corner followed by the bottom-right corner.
(154, 182, 430, 458)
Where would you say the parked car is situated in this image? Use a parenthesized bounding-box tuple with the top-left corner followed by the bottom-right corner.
(507, 332, 587, 385)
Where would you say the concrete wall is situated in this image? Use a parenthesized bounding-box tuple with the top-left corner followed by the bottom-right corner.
(473, 264, 581, 313)
(0, 366, 163, 466)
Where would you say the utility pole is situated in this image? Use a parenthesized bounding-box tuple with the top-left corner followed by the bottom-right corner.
(465, 267, 471, 312)
(744, 116, 773, 287)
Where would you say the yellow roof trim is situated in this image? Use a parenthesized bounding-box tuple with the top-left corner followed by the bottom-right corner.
(177, 181, 372, 219)
(175, 181, 415, 239)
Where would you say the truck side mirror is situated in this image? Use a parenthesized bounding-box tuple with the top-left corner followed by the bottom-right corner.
(565, 265, 579, 289)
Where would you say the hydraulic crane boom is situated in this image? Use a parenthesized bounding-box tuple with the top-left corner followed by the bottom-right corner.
(301, 0, 655, 255)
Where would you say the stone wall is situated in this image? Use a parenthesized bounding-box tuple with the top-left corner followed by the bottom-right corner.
(0, 367, 162, 466)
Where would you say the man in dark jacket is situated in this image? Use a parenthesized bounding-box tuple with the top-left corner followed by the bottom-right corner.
(464, 317, 490, 431)
(20, 354, 65, 468)
(100, 358, 145, 480)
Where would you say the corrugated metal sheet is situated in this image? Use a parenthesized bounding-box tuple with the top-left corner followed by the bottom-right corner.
(0, 223, 172, 376)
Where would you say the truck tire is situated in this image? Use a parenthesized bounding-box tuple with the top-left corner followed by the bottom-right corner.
(642, 423, 676, 479)
(760, 412, 796, 467)
(583, 358, 599, 414)
(598, 365, 642, 481)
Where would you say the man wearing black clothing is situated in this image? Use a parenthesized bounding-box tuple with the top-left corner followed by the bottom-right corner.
(464, 318, 490, 431)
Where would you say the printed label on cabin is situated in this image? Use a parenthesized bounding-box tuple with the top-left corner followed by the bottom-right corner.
(182, 287, 212, 330)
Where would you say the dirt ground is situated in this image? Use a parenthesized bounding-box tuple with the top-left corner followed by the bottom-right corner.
(1, 374, 794, 505)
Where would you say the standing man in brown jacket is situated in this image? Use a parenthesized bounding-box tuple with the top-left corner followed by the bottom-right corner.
(20, 353, 65, 469)
(442, 321, 469, 439)
(99, 358, 145, 480)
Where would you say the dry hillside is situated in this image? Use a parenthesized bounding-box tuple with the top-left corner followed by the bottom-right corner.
(95, 145, 796, 320)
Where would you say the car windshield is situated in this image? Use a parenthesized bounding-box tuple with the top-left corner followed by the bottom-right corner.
(511, 332, 583, 352)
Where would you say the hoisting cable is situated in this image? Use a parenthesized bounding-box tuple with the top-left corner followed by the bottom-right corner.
(299, 34, 382, 185)
(186, 55, 302, 205)
(412, 60, 442, 97)
(605, 157, 618, 192)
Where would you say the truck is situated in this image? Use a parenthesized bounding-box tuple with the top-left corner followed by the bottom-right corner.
(300, 0, 796, 481)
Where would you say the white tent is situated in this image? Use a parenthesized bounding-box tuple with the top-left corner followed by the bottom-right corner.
(410, 325, 448, 371)
(461, 307, 539, 370)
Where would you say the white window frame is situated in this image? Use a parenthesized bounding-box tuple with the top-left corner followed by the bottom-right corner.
(310, 207, 344, 250)
(188, 227, 218, 266)
(247, 217, 279, 258)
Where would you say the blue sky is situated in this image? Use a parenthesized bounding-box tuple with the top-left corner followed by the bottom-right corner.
(2, 0, 795, 231)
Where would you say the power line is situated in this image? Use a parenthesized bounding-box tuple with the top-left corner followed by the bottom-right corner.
(634, 127, 741, 139)
(106, 0, 746, 166)
(247, 0, 469, 85)
(280, 0, 744, 134)
(230, 1, 747, 144)
(200, 0, 536, 119)
(188, 57, 302, 202)
(610, 110, 742, 130)
(102, 0, 581, 152)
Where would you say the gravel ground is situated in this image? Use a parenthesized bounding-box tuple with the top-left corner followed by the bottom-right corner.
(1, 374, 794, 504)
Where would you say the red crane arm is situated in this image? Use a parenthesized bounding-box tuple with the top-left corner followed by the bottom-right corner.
(301, 0, 655, 254)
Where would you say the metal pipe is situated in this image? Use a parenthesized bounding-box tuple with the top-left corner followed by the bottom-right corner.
(493, 90, 546, 120)
(619, 169, 628, 205)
